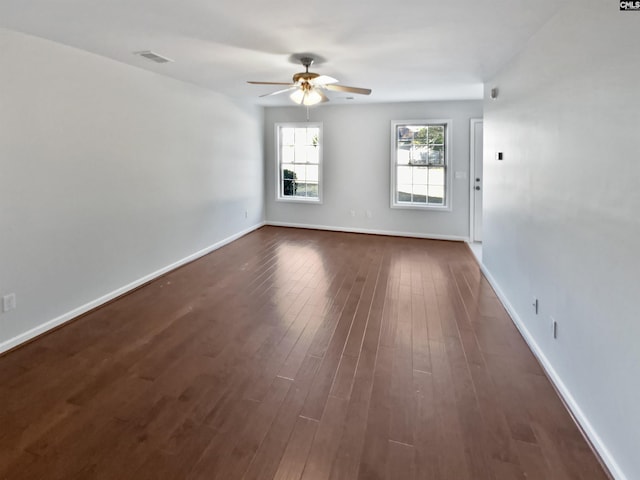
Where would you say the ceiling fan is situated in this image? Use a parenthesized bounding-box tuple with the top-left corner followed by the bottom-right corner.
(248, 56, 372, 106)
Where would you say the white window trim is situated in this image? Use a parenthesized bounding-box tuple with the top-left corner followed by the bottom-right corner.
(275, 122, 323, 204)
(389, 119, 453, 211)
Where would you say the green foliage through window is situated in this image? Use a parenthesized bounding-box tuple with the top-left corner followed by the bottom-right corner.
(283, 169, 297, 196)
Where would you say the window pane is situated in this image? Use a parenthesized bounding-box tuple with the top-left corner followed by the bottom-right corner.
(429, 146, 444, 165)
(305, 145, 319, 164)
(413, 166, 428, 185)
(398, 126, 412, 141)
(413, 127, 428, 145)
(428, 186, 444, 204)
(293, 164, 306, 181)
(428, 126, 445, 145)
(397, 166, 412, 185)
(397, 185, 412, 202)
(306, 165, 319, 182)
(397, 145, 411, 165)
(412, 146, 428, 164)
(294, 128, 307, 145)
(295, 183, 306, 196)
(281, 128, 295, 146)
(283, 179, 296, 196)
(293, 145, 305, 163)
(428, 167, 445, 186)
(413, 184, 427, 203)
(306, 128, 319, 145)
(306, 183, 319, 198)
(282, 146, 294, 164)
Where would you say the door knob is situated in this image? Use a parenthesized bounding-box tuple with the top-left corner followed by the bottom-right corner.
(475, 186, 481, 191)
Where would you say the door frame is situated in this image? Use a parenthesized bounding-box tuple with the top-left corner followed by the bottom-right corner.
(469, 118, 483, 242)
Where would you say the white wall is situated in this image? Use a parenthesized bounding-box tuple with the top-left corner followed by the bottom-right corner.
(0, 28, 264, 352)
(264, 101, 482, 239)
(483, 2, 640, 479)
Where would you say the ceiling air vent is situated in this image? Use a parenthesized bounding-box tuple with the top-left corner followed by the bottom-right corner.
(134, 51, 173, 64)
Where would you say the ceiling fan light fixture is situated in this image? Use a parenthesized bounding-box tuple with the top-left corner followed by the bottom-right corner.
(290, 89, 305, 104)
(303, 88, 323, 106)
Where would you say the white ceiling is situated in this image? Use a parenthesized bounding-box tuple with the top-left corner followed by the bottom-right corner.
(0, 0, 567, 106)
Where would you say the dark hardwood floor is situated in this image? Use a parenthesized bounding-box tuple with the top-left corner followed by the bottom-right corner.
(0, 226, 609, 479)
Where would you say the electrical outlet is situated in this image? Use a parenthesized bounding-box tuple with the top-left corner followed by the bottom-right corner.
(551, 317, 558, 339)
(532, 297, 539, 315)
(350, 210, 356, 217)
(2, 293, 16, 313)
(366, 210, 372, 218)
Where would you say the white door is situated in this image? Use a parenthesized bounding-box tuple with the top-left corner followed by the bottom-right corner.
(470, 119, 483, 242)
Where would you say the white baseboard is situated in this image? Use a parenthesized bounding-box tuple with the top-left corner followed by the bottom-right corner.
(266, 221, 468, 242)
(478, 262, 625, 480)
(0, 222, 266, 355)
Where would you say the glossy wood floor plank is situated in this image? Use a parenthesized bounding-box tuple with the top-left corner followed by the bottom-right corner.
(0, 227, 610, 479)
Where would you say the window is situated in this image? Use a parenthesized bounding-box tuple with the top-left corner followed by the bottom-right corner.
(276, 123, 322, 203)
(390, 120, 451, 209)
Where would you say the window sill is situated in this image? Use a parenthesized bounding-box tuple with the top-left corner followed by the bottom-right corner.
(390, 202, 451, 212)
(276, 197, 323, 205)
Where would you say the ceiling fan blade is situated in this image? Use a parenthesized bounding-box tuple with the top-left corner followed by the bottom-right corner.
(247, 81, 295, 86)
(259, 86, 298, 98)
(311, 75, 339, 86)
(317, 89, 330, 103)
(325, 84, 372, 95)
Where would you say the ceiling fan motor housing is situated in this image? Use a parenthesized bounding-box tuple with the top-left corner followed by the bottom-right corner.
(293, 71, 319, 84)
